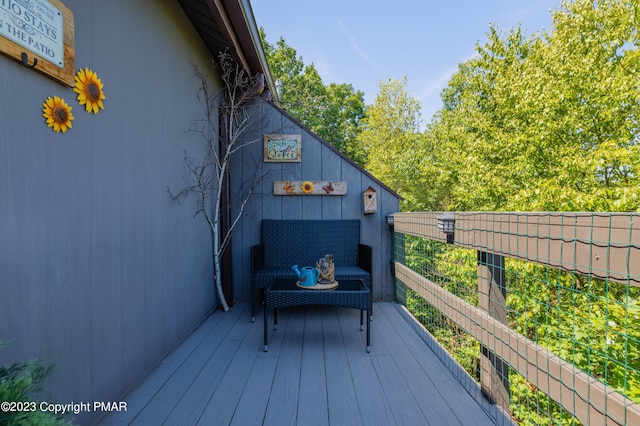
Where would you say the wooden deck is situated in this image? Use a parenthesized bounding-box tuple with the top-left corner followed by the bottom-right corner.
(102, 302, 505, 425)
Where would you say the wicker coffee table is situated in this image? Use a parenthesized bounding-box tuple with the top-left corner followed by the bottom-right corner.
(263, 278, 371, 352)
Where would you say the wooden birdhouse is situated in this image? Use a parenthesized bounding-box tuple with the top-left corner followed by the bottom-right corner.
(363, 186, 377, 214)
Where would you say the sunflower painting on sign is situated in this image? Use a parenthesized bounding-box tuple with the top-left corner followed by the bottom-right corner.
(273, 181, 347, 195)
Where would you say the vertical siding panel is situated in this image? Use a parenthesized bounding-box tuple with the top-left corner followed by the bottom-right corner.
(302, 133, 322, 219)
(282, 162, 302, 219)
(261, 106, 283, 219)
(0, 11, 62, 379)
(123, 0, 160, 400)
(360, 178, 381, 301)
(380, 190, 398, 300)
(233, 99, 264, 302)
(340, 158, 362, 219)
(280, 114, 302, 219)
(358, 178, 383, 300)
(320, 145, 342, 219)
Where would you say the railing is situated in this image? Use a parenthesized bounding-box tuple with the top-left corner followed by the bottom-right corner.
(392, 212, 640, 426)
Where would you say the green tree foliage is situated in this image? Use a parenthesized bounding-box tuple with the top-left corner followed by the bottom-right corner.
(507, 262, 640, 402)
(403, 234, 639, 423)
(260, 29, 366, 162)
(322, 83, 367, 163)
(420, 0, 640, 212)
(398, 0, 640, 407)
(357, 77, 425, 209)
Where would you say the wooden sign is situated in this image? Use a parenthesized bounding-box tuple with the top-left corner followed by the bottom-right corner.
(0, 0, 75, 86)
(274, 181, 347, 196)
(264, 134, 301, 162)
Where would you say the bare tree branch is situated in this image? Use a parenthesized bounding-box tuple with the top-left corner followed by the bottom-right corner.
(168, 51, 271, 312)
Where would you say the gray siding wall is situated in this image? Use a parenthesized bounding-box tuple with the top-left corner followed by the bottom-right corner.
(0, 1, 220, 424)
(230, 100, 400, 303)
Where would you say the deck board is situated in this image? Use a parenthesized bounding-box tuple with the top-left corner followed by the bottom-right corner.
(297, 307, 329, 426)
(130, 305, 245, 425)
(102, 302, 510, 426)
(372, 303, 462, 425)
(323, 307, 363, 426)
(379, 303, 492, 425)
(339, 309, 397, 426)
(262, 307, 305, 426)
(225, 356, 278, 426)
(106, 308, 227, 425)
(185, 305, 263, 425)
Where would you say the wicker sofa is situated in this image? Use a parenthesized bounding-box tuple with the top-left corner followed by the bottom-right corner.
(250, 219, 372, 321)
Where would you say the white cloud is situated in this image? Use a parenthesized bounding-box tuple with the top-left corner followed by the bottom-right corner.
(494, 2, 554, 35)
(413, 59, 470, 123)
(415, 50, 477, 102)
(417, 64, 459, 100)
(338, 20, 375, 66)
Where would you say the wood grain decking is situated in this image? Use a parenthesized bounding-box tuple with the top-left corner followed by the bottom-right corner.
(102, 302, 505, 425)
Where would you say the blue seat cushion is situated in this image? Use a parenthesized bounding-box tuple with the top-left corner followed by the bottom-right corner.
(254, 266, 370, 289)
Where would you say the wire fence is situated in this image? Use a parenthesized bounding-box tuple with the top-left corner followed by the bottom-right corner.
(393, 212, 640, 426)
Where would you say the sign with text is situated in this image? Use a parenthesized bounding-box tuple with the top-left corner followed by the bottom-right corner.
(264, 134, 302, 162)
(0, 0, 64, 68)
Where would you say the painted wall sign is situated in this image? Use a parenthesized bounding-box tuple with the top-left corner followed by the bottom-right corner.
(273, 181, 347, 196)
(264, 134, 301, 162)
(0, 0, 64, 68)
(0, 0, 74, 87)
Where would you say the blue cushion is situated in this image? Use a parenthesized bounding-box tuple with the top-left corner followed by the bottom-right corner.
(253, 265, 370, 289)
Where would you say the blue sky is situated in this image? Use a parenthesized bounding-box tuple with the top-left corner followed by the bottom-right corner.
(251, 0, 561, 124)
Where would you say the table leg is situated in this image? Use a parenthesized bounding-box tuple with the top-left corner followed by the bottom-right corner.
(263, 307, 269, 352)
(274, 309, 278, 330)
(251, 287, 256, 323)
(366, 309, 371, 353)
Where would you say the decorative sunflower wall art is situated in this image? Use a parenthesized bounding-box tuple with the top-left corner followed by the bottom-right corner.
(73, 68, 105, 114)
(301, 181, 314, 193)
(42, 96, 74, 133)
(273, 181, 348, 195)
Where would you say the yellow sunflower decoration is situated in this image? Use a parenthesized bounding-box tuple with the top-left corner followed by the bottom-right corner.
(301, 181, 314, 193)
(73, 68, 105, 114)
(42, 96, 74, 133)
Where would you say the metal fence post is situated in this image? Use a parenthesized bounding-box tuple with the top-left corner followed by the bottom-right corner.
(478, 251, 510, 412)
(394, 230, 406, 304)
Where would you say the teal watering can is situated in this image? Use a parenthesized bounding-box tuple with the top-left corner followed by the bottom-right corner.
(292, 265, 320, 286)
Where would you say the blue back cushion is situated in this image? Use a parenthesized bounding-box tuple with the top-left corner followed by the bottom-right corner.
(262, 220, 360, 267)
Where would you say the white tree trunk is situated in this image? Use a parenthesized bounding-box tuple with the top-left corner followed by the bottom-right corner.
(168, 52, 268, 313)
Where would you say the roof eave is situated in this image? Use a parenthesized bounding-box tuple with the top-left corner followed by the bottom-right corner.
(208, 0, 277, 100)
(237, 0, 277, 100)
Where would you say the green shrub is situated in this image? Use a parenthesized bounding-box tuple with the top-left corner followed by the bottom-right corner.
(0, 340, 72, 426)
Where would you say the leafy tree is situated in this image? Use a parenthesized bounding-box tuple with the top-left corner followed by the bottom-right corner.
(321, 82, 366, 162)
(260, 29, 366, 162)
(399, 1, 640, 423)
(422, 0, 640, 212)
(357, 77, 424, 209)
